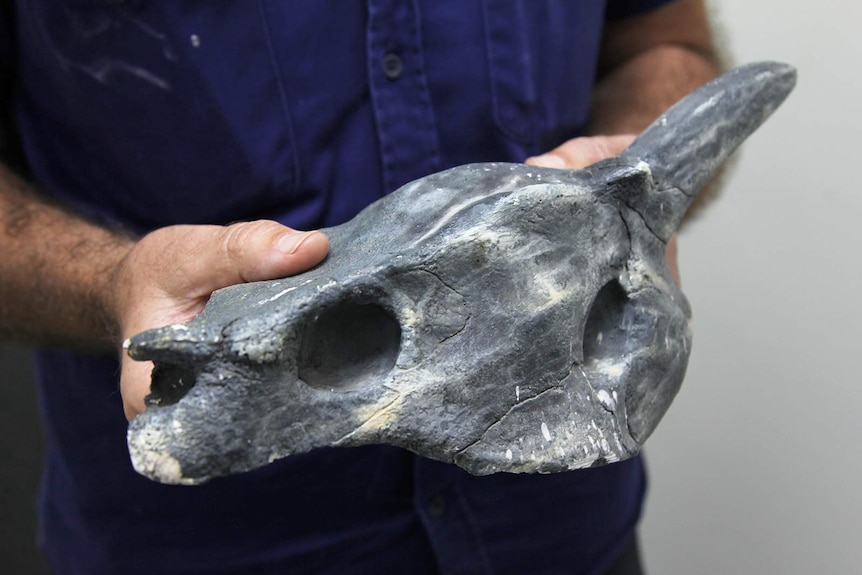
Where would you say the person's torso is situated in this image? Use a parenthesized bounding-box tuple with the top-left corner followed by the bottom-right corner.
(6, 2, 668, 573)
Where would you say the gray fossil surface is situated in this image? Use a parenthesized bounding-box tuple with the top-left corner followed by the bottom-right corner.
(126, 62, 796, 484)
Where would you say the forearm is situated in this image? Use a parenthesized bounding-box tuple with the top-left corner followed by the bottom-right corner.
(588, 0, 722, 217)
(588, 44, 720, 136)
(0, 163, 133, 349)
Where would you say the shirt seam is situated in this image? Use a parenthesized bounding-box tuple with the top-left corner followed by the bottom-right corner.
(257, 0, 302, 194)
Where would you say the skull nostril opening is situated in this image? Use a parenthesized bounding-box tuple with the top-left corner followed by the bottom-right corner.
(583, 279, 630, 364)
(298, 301, 402, 391)
(146, 363, 197, 407)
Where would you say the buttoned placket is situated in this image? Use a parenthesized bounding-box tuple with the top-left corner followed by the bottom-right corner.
(412, 457, 495, 575)
(366, 0, 441, 195)
(365, 2, 494, 571)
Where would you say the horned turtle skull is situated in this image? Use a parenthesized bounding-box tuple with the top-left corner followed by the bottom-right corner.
(127, 62, 796, 484)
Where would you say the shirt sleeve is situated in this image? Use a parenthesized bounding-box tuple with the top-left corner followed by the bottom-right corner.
(0, 3, 17, 161)
(605, 0, 677, 21)
(0, 4, 13, 85)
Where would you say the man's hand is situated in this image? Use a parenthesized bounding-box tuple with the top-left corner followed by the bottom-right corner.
(111, 221, 329, 420)
(0, 160, 329, 420)
(526, 135, 681, 286)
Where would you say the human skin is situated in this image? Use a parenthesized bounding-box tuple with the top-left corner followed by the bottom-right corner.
(0, 0, 718, 420)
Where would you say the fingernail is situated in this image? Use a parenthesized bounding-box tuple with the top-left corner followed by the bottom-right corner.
(276, 231, 314, 255)
(527, 154, 566, 169)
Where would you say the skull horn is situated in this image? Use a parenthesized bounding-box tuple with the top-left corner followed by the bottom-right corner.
(595, 61, 797, 241)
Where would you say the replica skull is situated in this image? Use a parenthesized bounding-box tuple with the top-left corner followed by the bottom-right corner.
(127, 62, 796, 484)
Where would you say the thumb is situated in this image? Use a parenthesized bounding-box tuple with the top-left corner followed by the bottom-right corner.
(179, 220, 330, 298)
(116, 220, 329, 420)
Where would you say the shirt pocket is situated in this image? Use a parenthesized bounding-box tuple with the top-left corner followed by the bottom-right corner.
(18, 1, 300, 228)
(482, 0, 606, 151)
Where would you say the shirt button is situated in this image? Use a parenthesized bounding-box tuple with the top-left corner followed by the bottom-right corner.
(382, 52, 403, 81)
(427, 495, 446, 517)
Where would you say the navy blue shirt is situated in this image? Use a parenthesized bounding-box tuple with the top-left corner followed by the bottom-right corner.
(3, 1, 672, 573)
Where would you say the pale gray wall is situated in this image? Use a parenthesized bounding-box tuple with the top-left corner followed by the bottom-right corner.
(642, 1, 862, 573)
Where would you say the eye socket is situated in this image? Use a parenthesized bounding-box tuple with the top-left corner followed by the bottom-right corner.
(298, 301, 402, 391)
(583, 279, 630, 365)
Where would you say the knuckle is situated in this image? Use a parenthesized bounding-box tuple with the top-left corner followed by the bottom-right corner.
(220, 222, 258, 261)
